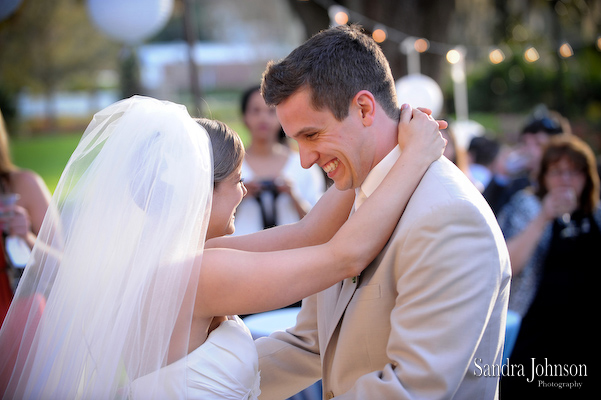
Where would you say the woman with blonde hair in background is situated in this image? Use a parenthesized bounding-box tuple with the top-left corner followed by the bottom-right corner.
(233, 85, 325, 236)
(499, 134, 599, 399)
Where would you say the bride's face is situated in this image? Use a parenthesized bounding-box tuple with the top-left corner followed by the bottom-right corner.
(207, 166, 247, 239)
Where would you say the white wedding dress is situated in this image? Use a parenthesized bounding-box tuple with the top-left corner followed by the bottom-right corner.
(130, 316, 261, 399)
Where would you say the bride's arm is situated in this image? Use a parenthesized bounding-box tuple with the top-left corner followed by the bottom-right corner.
(196, 105, 445, 317)
(205, 108, 444, 253)
(205, 181, 355, 252)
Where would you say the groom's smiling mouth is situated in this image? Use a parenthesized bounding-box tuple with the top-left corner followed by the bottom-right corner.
(323, 159, 340, 175)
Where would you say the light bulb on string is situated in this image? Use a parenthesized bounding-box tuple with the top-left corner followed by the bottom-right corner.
(559, 42, 573, 58)
(524, 46, 540, 62)
(315, 5, 601, 71)
(446, 49, 462, 65)
(328, 5, 349, 26)
(414, 38, 429, 53)
(334, 10, 348, 25)
(372, 25, 387, 43)
(489, 48, 505, 64)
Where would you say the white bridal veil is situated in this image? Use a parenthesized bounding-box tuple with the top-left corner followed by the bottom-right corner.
(0, 96, 213, 399)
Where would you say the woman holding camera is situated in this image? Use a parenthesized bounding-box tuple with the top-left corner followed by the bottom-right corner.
(233, 86, 326, 236)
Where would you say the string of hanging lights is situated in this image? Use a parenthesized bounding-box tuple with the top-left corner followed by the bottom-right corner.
(312, 0, 600, 67)
(307, 0, 599, 130)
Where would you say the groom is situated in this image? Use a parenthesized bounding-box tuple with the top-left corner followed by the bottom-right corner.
(256, 25, 510, 399)
(214, 25, 511, 399)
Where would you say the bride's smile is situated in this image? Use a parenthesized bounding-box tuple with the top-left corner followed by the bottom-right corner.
(207, 168, 247, 239)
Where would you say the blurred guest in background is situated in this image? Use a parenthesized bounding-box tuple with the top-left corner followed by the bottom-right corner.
(467, 135, 509, 215)
(498, 134, 598, 317)
(499, 135, 599, 399)
(0, 108, 51, 325)
(234, 86, 326, 315)
(497, 107, 569, 214)
(233, 86, 325, 236)
(468, 135, 499, 191)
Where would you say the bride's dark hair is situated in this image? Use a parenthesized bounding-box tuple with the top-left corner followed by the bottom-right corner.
(194, 118, 244, 186)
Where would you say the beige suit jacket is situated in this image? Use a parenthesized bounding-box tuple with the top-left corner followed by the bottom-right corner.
(256, 157, 512, 399)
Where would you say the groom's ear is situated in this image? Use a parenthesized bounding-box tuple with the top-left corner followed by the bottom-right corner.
(353, 90, 376, 127)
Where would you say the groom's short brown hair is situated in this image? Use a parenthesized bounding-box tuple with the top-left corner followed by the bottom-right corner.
(261, 24, 400, 122)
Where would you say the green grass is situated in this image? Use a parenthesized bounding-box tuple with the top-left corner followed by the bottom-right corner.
(11, 133, 83, 193)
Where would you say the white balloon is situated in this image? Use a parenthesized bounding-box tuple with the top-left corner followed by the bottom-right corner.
(395, 74, 444, 118)
(87, 0, 174, 45)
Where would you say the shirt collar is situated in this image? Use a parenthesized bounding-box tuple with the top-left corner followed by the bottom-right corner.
(354, 145, 401, 209)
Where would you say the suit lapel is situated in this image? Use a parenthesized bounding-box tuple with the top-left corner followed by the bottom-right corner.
(320, 277, 357, 360)
(331, 203, 359, 331)
(320, 229, 395, 354)
(321, 200, 365, 353)
(335, 277, 357, 318)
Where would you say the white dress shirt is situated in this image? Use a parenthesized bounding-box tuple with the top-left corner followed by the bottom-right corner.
(354, 145, 401, 210)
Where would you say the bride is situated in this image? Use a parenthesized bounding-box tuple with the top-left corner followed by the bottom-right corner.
(0, 96, 444, 399)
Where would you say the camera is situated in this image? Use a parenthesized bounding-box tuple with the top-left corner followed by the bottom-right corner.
(259, 180, 278, 194)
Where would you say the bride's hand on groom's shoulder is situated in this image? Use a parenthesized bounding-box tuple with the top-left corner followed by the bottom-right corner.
(397, 104, 446, 163)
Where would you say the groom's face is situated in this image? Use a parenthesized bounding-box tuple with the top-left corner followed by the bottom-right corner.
(275, 87, 373, 191)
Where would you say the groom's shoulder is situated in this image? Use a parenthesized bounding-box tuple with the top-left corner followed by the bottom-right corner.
(421, 157, 474, 191)
(413, 157, 490, 210)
